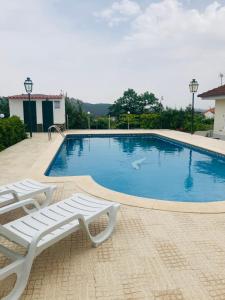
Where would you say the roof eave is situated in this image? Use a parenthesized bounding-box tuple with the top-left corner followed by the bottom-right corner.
(198, 95, 225, 100)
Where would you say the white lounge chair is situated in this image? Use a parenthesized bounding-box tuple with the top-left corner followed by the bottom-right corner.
(0, 179, 56, 213)
(0, 192, 120, 300)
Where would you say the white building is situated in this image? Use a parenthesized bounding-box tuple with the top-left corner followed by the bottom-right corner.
(203, 108, 215, 119)
(8, 94, 65, 132)
(198, 85, 225, 139)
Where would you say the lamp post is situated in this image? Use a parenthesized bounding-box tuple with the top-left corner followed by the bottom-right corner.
(24, 77, 33, 138)
(108, 114, 111, 129)
(189, 79, 199, 135)
(219, 73, 224, 86)
(160, 96, 164, 129)
(87, 111, 90, 130)
(127, 111, 130, 130)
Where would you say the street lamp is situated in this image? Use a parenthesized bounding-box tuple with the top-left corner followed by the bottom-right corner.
(87, 111, 90, 129)
(160, 96, 164, 129)
(219, 73, 224, 86)
(127, 111, 130, 130)
(189, 79, 199, 135)
(108, 114, 111, 129)
(24, 77, 33, 137)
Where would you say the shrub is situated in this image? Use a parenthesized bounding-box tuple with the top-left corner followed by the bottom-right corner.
(0, 116, 27, 151)
(116, 114, 140, 129)
(140, 113, 160, 129)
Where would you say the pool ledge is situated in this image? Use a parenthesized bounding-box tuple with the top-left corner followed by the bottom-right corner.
(30, 129, 225, 214)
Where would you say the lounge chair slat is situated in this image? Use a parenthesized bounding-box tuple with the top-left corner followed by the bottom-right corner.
(10, 221, 41, 235)
(75, 193, 113, 207)
(20, 217, 49, 231)
(64, 199, 97, 213)
(38, 208, 67, 222)
(15, 181, 49, 192)
(5, 183, 31, 193)
(62, 200, 91, 216)
(26, 179, 49, 187)
(30, 214, 56, 226)
(70, 197, 106, 210)
(0, 179, 56, 211)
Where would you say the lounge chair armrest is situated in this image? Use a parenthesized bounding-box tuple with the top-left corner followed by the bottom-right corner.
(0, 189, 19, 201)
(0, 198, 40, 215)
(31, 213, 85, 246)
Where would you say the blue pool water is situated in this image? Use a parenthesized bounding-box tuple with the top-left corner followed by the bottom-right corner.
(46, 134, 225, 202)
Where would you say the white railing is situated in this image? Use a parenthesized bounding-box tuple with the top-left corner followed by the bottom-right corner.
(48, 125, 65, 140)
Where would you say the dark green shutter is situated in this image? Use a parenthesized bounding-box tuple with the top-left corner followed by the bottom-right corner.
(42, 101, 54, 132)
(23, 101, 37, 132)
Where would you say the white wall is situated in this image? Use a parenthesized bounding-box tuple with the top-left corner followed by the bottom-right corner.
(214, 99, 225, 132)
(53, 98, 65, 124)
(9, 100, 24, 120)
(204, 111, 214, 119)
(9, 97, 66, 125)
(36, 101, 42, 123)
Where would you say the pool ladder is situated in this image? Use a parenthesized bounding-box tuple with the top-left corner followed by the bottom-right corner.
(48, 125, 65, 140)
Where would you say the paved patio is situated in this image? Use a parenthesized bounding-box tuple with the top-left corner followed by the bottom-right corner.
(1, 131, 225, 299)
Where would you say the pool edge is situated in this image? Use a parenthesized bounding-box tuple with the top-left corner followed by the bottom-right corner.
(30, 129, 225, 214)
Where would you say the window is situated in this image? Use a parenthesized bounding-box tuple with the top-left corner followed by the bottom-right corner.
(54, 101, 60, 109)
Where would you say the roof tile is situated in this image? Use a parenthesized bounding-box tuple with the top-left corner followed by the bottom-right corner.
(198, 85, 225, 98)
(8, 94, 63, 100)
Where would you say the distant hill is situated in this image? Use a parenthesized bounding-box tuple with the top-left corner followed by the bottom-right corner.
(69, 98, 111, 116)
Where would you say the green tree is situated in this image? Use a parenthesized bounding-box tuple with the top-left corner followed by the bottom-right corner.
(109, 89, 161, 116)
(65, 98, 89, 129)
(140, 113, 160, 129)
(161, 108, 186, 130)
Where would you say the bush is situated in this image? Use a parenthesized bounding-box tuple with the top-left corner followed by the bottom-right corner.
(116, 114, 140, 129)
(0, 116, 27, 151)
(140, 113, 160, 129)
(93, 117, 108, 129)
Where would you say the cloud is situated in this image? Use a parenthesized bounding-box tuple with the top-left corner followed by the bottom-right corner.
(124, 0, 225, 52)
(108, 0, 225, 108)
(0, 0, 134, 103)
(94, 0, 141, 27)
(0, 0, 223, 109)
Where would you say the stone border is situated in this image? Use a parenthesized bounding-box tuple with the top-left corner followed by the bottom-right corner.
(30, 129, 225, 214)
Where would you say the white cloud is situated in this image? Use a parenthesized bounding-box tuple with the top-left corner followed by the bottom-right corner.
(95, 0, 141, 27)
(106, 0, 225, 109)
(0, 0, 224, 109)
(0, 0, 117, 98)
(120, 1, 224, 49)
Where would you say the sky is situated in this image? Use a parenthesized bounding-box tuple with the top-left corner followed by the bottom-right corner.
(1, 0, 225, 108)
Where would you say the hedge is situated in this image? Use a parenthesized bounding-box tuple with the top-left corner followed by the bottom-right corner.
(0, 116, 27, 151)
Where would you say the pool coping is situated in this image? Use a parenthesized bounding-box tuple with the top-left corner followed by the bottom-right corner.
(30, 129, 225, 214)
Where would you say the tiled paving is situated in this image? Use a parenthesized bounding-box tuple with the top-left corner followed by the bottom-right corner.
(1, 132, 225, 299)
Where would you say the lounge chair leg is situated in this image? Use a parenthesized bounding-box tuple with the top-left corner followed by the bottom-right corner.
(3, 269, 30, 300)
(1, 247, 36, 300)
(22, 187, 55, 214)
(43, 187, 55, 207)
(79, 204, 120, 248)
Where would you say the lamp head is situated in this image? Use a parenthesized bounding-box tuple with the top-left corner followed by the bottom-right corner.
(189, 79, 199, 93)
(24, 77, 33, 93)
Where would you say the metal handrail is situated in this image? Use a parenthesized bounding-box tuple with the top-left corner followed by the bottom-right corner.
(48, 125, 65, 140)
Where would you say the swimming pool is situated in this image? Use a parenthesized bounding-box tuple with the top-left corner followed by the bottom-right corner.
(46, 134, 225, 202)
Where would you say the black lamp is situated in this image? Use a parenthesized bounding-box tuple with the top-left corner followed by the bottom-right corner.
(24, 77, 33, 137)
(189, 79, 199, 134)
